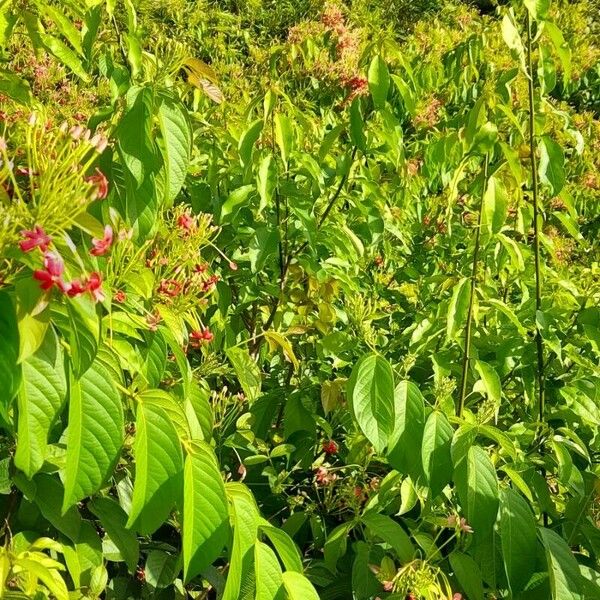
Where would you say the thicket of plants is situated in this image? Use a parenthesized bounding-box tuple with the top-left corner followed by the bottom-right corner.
(0, 0, 599, 598)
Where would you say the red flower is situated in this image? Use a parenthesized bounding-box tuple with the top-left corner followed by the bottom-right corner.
(33, 252, 67, 291)
(315, 466, 337, 486)
(194, 263, 208, 273)
(19, 226, 52, 253)
(90, 225, 113, 256)
(87, 272, 105, 303)
(322, 440, 338, 455)
(158, 279, 182, 297)
(65, 279, 87, 297)
(189, 327, 214, 347)
(202, 274, 219, 292)
(113, 290, 126, 303)
(86, 168, 109, 200)
(177, 212, 195, 232)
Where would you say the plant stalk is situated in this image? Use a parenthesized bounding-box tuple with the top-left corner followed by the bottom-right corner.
(458, 153, 489, 418)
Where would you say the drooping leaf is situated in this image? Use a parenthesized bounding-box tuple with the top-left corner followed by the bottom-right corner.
(239, 119, 264, 169)
(482, 175, 508, 235)
(421, 411, 454, 498)
(348, 353, 395, 452)
(63, 360, 124, 511)
(539, 136, 565, 195)
(258, 519, 303, 573)
(127, 393, 184, 534)
(183, 441, 229, 582)
(538, 527, 583, 600)
(449, 552, 485, 600)
(67, 294, 99, 378)
(499, 488, 537, 593)
(454, 446, 499, 539)
(226, 346, 262, 403)
(274, 114, 294, 167)
(0, 291, 21, 411)
(386, 381, 425, 478)
(255, 542, 285, 600)
(281, 571, 319, 600)
(368, 56, 390, 109)
(361, 512, 414, 564)
(474, 360, 502, 406)
(15, 328, 66, 477)
(446, 277, 470, 340)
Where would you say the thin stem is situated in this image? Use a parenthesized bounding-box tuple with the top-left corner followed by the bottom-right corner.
(458, 153, 489, 418)
(526, 14, 545, 426)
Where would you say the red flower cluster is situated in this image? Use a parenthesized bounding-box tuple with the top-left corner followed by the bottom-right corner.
(177, 212, 195, 232)
(90, 225, 113, 256)
(158, 279, 183, 297)
(19, 226, 51, 253)
(85, 168, 109, 200)
(202, 274, 219, 292)
(322, 440, 338, 455)
(190, 327, 214, 347)
(113, 290, 126, 303)
(33, 252, 67, 292)
(315, 466, 337, 486)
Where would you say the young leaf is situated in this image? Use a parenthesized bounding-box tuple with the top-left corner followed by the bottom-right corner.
(482, 175, 508, 235)
(538, 527, 584, 600)
(63, 360, 124, 511)
(88, 496, 140, 573)
(499, 488, 537, 593)
(387, 381, 425, 478)
(255, 542, 285, 600)
(0, 291, 21, 409)
(226, 346, 262, 403)
(421, 411, 453, 498)
(454, 446, 499, 539)
(474, 360, 502, 406)
(239, 118, 264, 169)
(539, 136, 565, 195)
(127, 394, 184, 534)
(368, 56, 390, 109)
(348, 353, 395, 452)
(446, 277, 470, 340)
(281, 572, 319, 600)
(222, 483, 259, 600)
(183, 441, 229, 582)
(15, 328, 66, 477)
(274, 114, 294, 168)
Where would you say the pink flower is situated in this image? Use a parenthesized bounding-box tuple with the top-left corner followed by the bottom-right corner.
(229, 261, 238, 271)
(86, 168, 109, 200)
(158, 279, 182, 297)
(90, 225, 113, 256)
(19, 226, 52, 253)
(87, 272, 105, 302)
(33, 252, 67, 291)
(113, 290, 126, 303)
(189, 327, 214, 348)
(65, 279, 87, 297)
(177, 212, 195, 232)
(322, 440, 338, 455)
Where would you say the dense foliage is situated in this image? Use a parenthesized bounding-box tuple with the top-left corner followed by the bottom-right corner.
(0, 0, 599, 598)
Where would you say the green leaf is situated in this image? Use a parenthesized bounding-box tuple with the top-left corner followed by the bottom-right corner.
(274, 114, 294, 167)
(226, 347, 262, 403)
(67, 295, 99, 378)
(538, 527, 583, 600)
(15, 328, 66, 477)
(501, 12, 527, 74)
(63, 360, 124, 511)
(348, 353, 395, 453)
(368, 56, 390, 109)
(157, 92, 192, 206)
(281, 572, 319, 600)
(454, 446, 499, 539)
(37, 2, 83, 55)
(127, 393, 184, 534)
(0, 291, 21, 410)
(474, 360, 501, 406)
(239, 119, 263, 168)
(544, 22, 571, 84)
(15, 558, 69, 600)
(449, 552, 484, 600)
(38, 32, 90, 81)
(255, 542, 285, 600)
(222, 483, 259, 600)
(324, 522, 353, 573)
(539, 136, 565, 195)
(386, 381, 425, 478)
(185, 380, 213, 442)
(349, 99, 367, 152)
(446, 277, 470, 340)
(258, 519, 303, 572)
(421, 411, 453, 498)
(499, 488, 537, 593)
(361, 512, 414, 563)
(524, 0, 550, 20)
(62, 521, 103, 589)
(482, 175, 508, 235)
(0, 71, 33, 105)
(88, 496, 139, 572)
(144, 550, 180, 589)
(15, 278, 50, 362)
(183, 441, 229, 582)
(220, 185, 255, 221)
(257, 154, 277, 213)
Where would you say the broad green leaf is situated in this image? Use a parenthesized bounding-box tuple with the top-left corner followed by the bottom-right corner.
(220, 184, 255, 221)
(157, 93, 192, 205)
(257, 155, 276, 213)
(274, 114, 294, 167)
(501, 12, 527, 74)
(15, 278, 50, 362)
(421, 411, 453, 498)
(258, 519, 302, 572)
(281, 572, 319, 600)
(361, 512, 414, 563)
(63, 360, 124, 511)
(183, 441, 229, 582)
(0, 71, 32, 105)
(446, 277, 470, 340)
(61, 521, 103, 589)
(544, 22, 571, 84)
(15, 328, 66, 477)
(67, 295, 99, 378)
(323, 522, 353, 573)
(368, 56, 390, 109)
(482, 175, 508, 235)
(144, 550, 180, 589)
(0, 291, 21, 410)
(140, 330, 167, 389)
(539, 136, 565, 195)
(15, 558, 68, 600)
(499, 488, 537, 593)
(239, 119, 263, 168)
(454, 446, 499, 538)
(127, 393, 183, 534)
(449, 552, 484, 600)
(226, 347, 262, 403)
(387, 381, 425, 478)
(348, 353, 395, 452)
(222, 483, 259, 600)
(37, 2, 83, 55)
(474, 360, 501, 405)
(524, 0, 550, 20)
(38, 32, 90, 81)
(538, 527, 583, 600)
(255, 542, 285, 600)
(471, 122, 498, 155)
(185, 381, 213, 442)
(349, 99, 367, 152)
(88, 497, 139, 572)
(249, 226, 279, 273)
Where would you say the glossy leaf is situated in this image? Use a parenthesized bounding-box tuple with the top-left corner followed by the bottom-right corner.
(421, 411, 453, 498)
